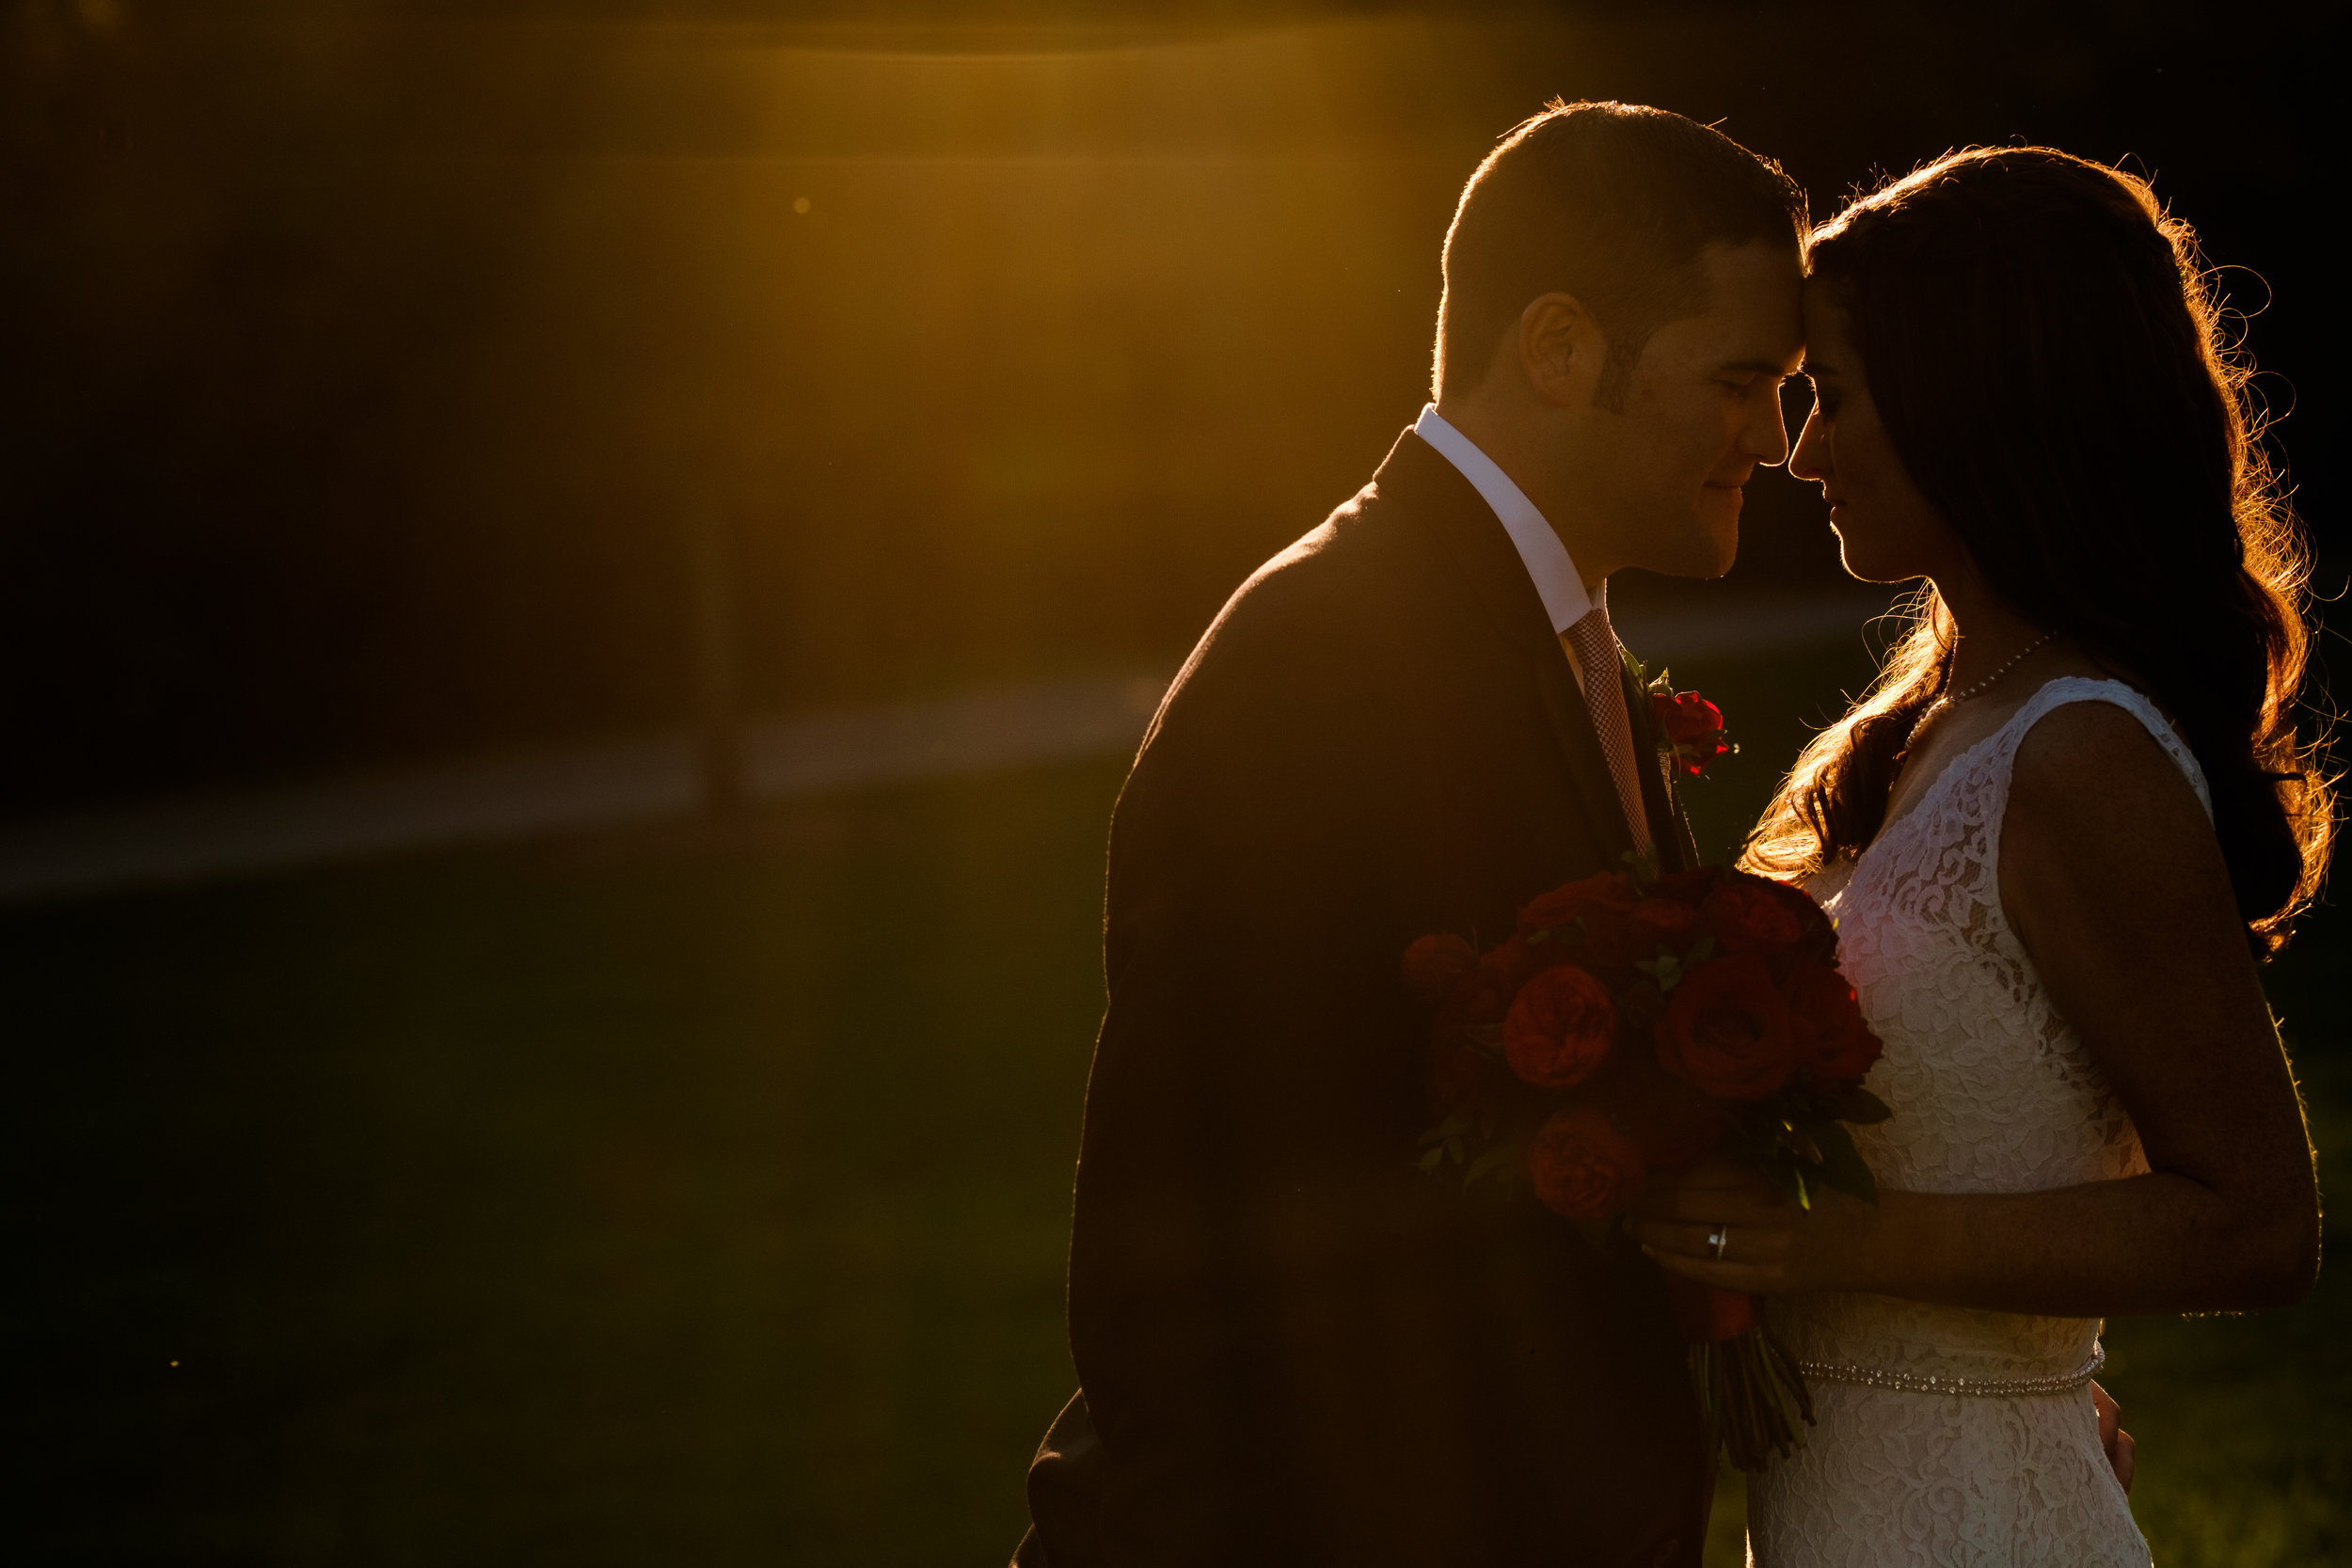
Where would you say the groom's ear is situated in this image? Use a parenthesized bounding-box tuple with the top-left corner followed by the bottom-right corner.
(1515, 292, 1607, 411)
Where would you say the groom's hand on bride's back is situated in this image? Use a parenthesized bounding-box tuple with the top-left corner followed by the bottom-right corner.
(2097, 1389, 2137, 1494)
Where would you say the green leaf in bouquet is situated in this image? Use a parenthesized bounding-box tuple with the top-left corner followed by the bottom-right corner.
(1768, 1158, 1812, 1211)
(1463, 1141, 1518, 1192)
(1809, 1119, 1881, 1205)
(1832, 1085, 1895, 1125)
(1416, 1114, 1470, 1171)
(1775, 1120, 1825, 1166)
(1778, 1085, 1839, 1124)
(1634, 946, 1685, 991)
(1684, 934, 1716, 967)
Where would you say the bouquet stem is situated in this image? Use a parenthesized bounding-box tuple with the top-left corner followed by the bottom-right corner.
(1691, 1323, 1816, 1473)
(1670, 1280, 1814, 1472)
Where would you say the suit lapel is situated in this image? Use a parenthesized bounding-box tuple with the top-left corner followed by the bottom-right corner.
(1371, 430, 1639, 868)
(1622, 658, 1704, 873)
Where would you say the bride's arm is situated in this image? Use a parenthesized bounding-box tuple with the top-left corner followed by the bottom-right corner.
(1632, 701, 2321, 1315)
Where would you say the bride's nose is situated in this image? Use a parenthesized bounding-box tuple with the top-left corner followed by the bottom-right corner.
(1789, 410, 1832, 484)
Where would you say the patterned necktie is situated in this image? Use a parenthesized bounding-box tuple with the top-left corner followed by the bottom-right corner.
(1562, 605, 1653, 858)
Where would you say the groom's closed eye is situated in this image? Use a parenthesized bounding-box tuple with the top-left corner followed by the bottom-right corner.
(1716, 357, 1789, 388)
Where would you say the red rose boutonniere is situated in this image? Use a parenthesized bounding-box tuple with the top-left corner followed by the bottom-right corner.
(1652, 689, 1732, 777)
(1624, 652, 1735, 779)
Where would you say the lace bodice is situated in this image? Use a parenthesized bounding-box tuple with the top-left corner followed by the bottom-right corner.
(1749, 679, 2204, 1566)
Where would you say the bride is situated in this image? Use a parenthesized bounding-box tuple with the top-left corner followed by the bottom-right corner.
(1629, 147, 2328, 1565)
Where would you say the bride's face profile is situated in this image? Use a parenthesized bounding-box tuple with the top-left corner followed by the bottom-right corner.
(1789, 289, 1955, 585)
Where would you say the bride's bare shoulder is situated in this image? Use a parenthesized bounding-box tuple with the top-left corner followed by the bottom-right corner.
(1994, 690, 2240, 982)
(2005, 689, 2215, 869)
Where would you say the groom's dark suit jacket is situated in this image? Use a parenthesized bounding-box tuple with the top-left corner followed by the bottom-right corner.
(1019, 430, 1708, 1568)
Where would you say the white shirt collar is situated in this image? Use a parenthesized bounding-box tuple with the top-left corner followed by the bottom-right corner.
(1412, 404, 1597, 634)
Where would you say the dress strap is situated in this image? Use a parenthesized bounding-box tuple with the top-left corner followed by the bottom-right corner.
(1998, 676, 2213, 820)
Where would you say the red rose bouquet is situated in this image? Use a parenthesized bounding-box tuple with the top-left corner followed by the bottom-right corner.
(1402, 861, 1889, 1472)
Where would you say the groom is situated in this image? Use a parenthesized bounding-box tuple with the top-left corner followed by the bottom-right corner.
(1016, 102, 1806, 1568)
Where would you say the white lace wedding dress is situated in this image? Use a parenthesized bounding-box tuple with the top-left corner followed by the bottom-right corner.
(1746, 678, 2199, 1567)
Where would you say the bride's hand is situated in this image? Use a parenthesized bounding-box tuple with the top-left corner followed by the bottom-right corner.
(1627, 1156, 1879, 1294)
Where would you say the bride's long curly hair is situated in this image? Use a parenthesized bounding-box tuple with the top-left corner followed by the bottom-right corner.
(1741, 147, 2333, 953)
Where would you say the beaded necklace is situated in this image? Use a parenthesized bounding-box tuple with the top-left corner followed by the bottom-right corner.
(1936, 630, 2055, 709)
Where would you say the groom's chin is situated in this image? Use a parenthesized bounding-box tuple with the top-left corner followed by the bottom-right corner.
(1689, 490, 1743, 577)
(1630, 492, 1740, 579)
(1645, 534, 1738, 581)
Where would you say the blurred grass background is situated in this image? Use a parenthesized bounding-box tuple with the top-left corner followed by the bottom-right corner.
(4, 4, 2341, 812)
(9, 627, 2343, 1565)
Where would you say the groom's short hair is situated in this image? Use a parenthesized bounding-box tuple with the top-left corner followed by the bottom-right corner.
(1438, 101, 1805, 409)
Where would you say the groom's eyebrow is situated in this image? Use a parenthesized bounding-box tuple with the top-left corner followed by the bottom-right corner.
(1721, 356, 1794, 377)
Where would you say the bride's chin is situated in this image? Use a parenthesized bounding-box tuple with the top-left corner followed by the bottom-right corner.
(1833, 530, 1909, 585)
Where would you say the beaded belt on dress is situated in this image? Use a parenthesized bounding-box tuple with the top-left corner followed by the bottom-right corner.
(1798, 1342, 2105, 1398)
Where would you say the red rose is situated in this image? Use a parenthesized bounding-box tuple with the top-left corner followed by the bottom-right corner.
(1528, 1104, 1648, 1220)
(1502, 965, 1618, 1089)
(1518, 872, 1640, 936)
(1699, 877, 1811, 959)
(1787, 961, 1883, 1083)
(1402, 932, 1479, 1003)
(1766, 876, 1840, 962)
(1650, 865, 1725, 903)
(1630, 896, 1702, 950)
(1453, 935, 1534, 1024)
(1518, 872, 1645, 969)
(1651, 690, 1730, 777)
(1601, 1054, 1730, 1169)
(1651, 689, 1724, 746)
(1655, 954, 1799, 1100)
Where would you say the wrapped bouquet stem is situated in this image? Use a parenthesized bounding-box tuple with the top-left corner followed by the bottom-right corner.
(1670, 1280, 1816, 1472)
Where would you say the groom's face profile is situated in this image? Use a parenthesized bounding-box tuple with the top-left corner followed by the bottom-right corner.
(1444, 234, 1803, 585)
(1572, 238, 1804, 578)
